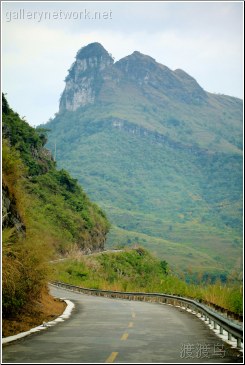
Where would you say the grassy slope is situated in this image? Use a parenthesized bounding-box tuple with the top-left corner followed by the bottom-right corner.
(2, 288, 66, 337)
(53, 248, 242, 315)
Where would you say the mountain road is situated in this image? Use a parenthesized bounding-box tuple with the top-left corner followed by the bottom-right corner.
(2, 286, 242, 363)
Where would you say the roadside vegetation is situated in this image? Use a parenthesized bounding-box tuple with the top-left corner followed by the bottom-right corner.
(53, 247, 243, 316)
(2, 94, 109, 322)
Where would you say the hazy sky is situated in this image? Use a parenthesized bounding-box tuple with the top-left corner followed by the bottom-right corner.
(2, 1, 243, 126)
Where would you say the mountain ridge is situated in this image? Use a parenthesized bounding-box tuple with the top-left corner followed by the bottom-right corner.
(44, 42, 243, 282)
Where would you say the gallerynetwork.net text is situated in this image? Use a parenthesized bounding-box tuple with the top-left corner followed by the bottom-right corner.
(5, 9, 113, 22)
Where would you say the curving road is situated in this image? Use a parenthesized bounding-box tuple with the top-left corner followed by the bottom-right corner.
(2, 286, 242, 363)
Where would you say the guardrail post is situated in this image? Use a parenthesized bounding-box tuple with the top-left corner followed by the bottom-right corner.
(208, 317, 212, 324)
(219, 326, 223, 335)
(213, 322, 217, 329)
(237, 338, 241, 348)
(228, 332, 232, 341)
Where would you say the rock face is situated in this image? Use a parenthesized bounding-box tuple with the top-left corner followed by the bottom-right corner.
(59, 42, 114, 112)
(2, 184, 25, 236)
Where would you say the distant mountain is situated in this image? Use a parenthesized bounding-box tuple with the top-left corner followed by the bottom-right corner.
(44, 42, 243, 282)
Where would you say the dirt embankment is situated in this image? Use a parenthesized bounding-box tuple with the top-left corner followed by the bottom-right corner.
(2, 288, 66, 338)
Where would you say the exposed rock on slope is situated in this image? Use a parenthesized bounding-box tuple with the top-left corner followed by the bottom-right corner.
(60, 42, 114, 112)
(2, 184, 25, 236)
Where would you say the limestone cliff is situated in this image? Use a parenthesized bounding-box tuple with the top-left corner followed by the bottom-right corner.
(59, 42, 114, 112)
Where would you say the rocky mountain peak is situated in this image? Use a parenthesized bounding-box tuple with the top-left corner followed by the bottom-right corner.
(130, 51, 156, 62)
(59, 43, 113, 112)
(114, 50, 206, 104)
(59, 42, 208, 113)
(76, 42, 112, 60)
(115, 51, 157, 75)
(74, 42, 114, 72)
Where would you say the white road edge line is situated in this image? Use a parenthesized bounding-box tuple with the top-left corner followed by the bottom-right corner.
(174, 304, 243, 353)
(2, 299, 75, 345)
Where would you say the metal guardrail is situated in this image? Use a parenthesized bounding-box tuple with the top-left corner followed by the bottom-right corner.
(51, 281, 243, 349)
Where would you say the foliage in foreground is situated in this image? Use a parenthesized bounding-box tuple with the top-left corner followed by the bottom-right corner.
(53, 248, 243, 315)
(2, 94, 110, 317)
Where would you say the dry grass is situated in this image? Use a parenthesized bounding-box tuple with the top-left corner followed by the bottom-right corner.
(2, 287, 66, 338)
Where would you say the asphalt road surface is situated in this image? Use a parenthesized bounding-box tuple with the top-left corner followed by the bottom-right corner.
(2, 286, 243, 363)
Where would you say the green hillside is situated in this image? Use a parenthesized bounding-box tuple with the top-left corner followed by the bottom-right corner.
(2, 93, 110, 317)
(44, 43, 243, 282)
(53, 248, 242, 315)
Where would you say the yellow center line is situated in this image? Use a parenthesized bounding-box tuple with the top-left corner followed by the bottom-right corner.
(121, 332, 129, 340)
(105, 352, 118, 363)
(128, 322, 134, 328)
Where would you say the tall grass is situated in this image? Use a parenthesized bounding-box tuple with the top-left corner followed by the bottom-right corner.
(2, 141, 52, 317)
(53, 248, 243, 315)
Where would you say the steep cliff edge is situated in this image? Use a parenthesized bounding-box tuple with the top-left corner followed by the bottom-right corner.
(59, 42, 114, 112)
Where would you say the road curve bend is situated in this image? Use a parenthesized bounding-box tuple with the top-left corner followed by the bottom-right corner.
(2, 286, 243, 363)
